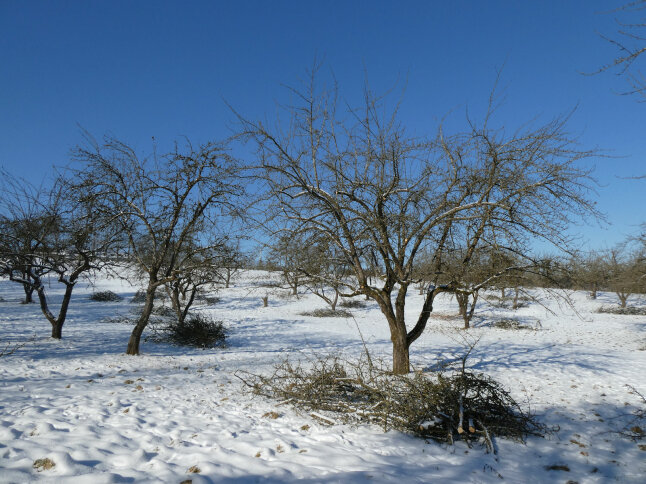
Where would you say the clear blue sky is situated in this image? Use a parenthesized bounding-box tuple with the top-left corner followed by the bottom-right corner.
(1, 0, 644, 250)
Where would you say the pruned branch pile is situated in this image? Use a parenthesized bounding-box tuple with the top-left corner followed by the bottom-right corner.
(236, 355, 545, 452)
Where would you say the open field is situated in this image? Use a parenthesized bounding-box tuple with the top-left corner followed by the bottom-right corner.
(1, 271, 645, 483)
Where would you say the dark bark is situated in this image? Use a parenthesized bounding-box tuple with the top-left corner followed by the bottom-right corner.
(168, 283, 197, 325)
(126, 287, 156, 355)
(456, 291, 478, 329)
(392, 338, 410, 375)
(35, 278, 75, 340)
(51, 320, 63, 339)
(23, 284, 34, 304)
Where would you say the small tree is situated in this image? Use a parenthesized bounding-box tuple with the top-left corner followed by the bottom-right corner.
(74, 136, 240, 355)
(164, 242, 230, 324)
(299, 234, 352, 311)
(0, 173, 114, 339)
(571, 251, 609, 299)
(606, 244, 645, 307)
(268, 232, 308, 297)
(217, 242, 247, 288)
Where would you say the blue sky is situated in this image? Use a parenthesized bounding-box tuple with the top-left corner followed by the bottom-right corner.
(1, 0, 644, 249)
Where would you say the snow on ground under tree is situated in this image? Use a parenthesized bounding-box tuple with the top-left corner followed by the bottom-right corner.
(0, 271, 644, 483)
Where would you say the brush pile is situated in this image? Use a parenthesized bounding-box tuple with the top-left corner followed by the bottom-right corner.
(237, 354, 545, 452)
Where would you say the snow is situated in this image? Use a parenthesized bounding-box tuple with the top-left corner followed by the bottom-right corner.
(1, 271, 645, 483)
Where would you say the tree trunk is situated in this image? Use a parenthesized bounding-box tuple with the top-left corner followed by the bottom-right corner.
(391, 286, 411, 374)
(501, 287, 506, 299)
(512, 287, 519, 310)
(225, 268, 231, 288)
(126, 286, 156, 355)
(330, 290, 338, 311)
(392, 339, 410, 375)
(36, 279, 75, 340)
(170, 286, 181, 321)
(179, 288, 197, 325)
(456, 293, 469, 329)
(51, 320, 63, 339)
(466, 292, 478, 327)
(618, 292, 628, 308)
(590, 283, 598, 300)
(23, 284, 34, 304)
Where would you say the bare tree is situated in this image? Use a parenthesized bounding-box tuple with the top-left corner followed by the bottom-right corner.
(238, 67, 599, 374)
(571, 250, 610, 299)
(298, 234, 352, 311)
(0, 173, 51, 304)
(164, 242, 227, 325)
(268, 232, 308, 297)
(0, 173, 114, 339)
(606, 242, 646, 307)
(73, 136, 240, 355)
(217, 242, 248, 288)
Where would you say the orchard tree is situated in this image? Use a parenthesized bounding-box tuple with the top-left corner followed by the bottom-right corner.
(74, 136, 240, 355)
(298, 233, 352, 311)
(572, 250, 609, 299)
(164, 242, 229, 325)
(0, 172, 51, 304)
(268, 232, 309, 296)
(239, 67, 599, 374)
(606, 242, 646, 307)
(217, 242, 247, 288)
(0, 173, 115, 339)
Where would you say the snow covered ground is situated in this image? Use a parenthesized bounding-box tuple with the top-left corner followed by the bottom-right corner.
(0, 271, 644, 483)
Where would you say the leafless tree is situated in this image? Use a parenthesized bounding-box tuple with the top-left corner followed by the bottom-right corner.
(238, 67, 599, 374)
(606, 242, 646, 307)
(0, 172, 51, 304)
(298, 233, 352, 311)
(268, 232, 309, 297)
(217, 242, 248, 288)
(73, 136, 240, 355)
(164, 242, 227, 325)
(0, 172, 114, 338)
(571, 250, 610, 299)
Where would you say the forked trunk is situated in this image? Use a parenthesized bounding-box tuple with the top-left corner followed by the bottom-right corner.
(456, 291, 478, 329)
(618, 292, 628, 308)
(37, 279, 75, 340)
(512, 287, 519, 310)
(23, 284, 34, 304)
